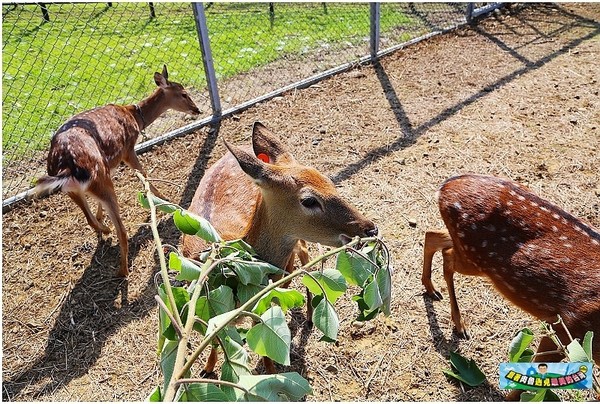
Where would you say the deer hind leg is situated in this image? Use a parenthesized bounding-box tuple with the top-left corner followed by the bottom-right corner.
(68, 191, 111, 234)
(88, 180, 129, 277)
(422, 230, 453, 300)
(441, 247, 469, 339)
(123, 148, 166, 199)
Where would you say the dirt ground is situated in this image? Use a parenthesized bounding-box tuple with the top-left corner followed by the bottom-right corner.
(3, 3, 600, 401)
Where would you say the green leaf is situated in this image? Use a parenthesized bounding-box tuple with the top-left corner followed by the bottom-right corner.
(582, 331, 593, 361)
(442, 351, 486, 387)
(352, 294, 380, 321)
(208, 285, 235, 316)
(230, 260, 283, 286)
(223, 238, 256, 255)
(312, 297, 339, 341)
(173, 209, 222, 242)
(235, 372, 312, 401)
(509, 328, 535, 362)
(517, 348, 535, 363)
(301, 269, 347, 304)
(206, 311, 234, 337)
(566, 339, 589, 362)
(179, 383, 229, 402)
(137, 192, 178, 214)
(375, 266, 392, 316)
(161, 340, 181, 395)
(246, 306, 291, 365)
(168, 252, 204, 281)
(336, 250, 374, 287)
(238, 284, 264, 305)
(158, 285, 190, 340)
(147, 385, 161, 402)
(252, 288, 305, 315)
(221, 336, 252, 400)
(192, 296, 210, 335)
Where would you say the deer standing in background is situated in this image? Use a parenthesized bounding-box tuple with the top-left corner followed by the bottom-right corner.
(422, 173, 600, 365)
(35, 65, 200, 277)
(182, 121, 378, 373)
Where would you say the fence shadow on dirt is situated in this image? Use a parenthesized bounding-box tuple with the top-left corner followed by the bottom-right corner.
(3, 4, 599, 401)
(2, 125, 221, 400)
(331, 4, 600, 186)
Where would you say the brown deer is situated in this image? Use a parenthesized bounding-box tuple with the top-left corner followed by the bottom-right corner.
(422, 173, 600, 366)
(34, 65, 200, 277)
(182, 121, 378, 374)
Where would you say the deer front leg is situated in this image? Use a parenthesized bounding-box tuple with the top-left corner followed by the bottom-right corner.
(442, 247, 469, 339)
(422, 230, 453, 300)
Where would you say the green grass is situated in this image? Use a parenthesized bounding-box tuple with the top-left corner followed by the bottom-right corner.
(2, 2, 414, 160)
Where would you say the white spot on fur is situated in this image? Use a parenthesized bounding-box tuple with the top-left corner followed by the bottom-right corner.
(552, 225, 558, 232)
(454, 201, 462, 210)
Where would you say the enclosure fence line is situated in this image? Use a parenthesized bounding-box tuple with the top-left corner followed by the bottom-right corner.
(2, 2, 504, 211)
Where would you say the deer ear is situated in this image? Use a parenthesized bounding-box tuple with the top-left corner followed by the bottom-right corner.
(225, 139, 273, 185)
(252, 122, 296, 165)
(154, 71, 168, 88)
(162, 64, 169, 80)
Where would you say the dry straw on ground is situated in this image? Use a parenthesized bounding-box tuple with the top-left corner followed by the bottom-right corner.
(3, 3, 599, 401)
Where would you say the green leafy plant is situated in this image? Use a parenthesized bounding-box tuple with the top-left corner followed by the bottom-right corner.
(137, 175, 392, 401)
(442, 351, 486, 387)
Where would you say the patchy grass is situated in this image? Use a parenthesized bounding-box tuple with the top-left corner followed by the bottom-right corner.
(2, 2, 413, 158)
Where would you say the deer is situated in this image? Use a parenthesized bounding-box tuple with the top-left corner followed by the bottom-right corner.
(422, 173, 600, 369)
(34, 65, 200, 277)
(182, 121, 378, 374)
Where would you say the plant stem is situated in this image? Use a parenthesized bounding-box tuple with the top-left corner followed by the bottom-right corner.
(164, 248, 220, 402)
(136, 172, 183, 331)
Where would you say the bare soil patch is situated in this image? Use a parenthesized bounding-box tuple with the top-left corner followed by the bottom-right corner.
(3, 4, 599, 401)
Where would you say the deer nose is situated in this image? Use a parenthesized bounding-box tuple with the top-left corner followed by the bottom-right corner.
(365, 225, 378, 237)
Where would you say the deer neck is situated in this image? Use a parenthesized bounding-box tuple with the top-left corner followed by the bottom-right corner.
(243, 195, 298, 270)
(134, 89, 168, 131)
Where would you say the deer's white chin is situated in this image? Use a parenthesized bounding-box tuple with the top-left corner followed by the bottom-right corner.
(339, 234, 353, 245)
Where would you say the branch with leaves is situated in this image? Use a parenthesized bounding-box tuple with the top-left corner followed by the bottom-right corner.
(136, 173, 392, 402)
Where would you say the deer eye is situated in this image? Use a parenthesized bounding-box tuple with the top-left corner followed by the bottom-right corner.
(301, 196, 321, 210)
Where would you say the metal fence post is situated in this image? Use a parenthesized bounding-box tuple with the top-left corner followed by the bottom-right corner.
(370, 2, 380, 60)
(192, 2, 222, 117)
(466, 3, 474, 23)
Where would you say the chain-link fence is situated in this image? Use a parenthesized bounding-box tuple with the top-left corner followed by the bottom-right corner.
(2, 2, 503, 206)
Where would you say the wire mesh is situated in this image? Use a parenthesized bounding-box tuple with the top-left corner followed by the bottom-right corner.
(1, 2, 502, 203)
